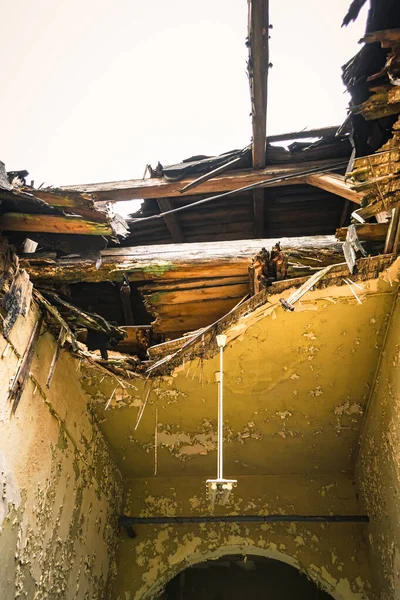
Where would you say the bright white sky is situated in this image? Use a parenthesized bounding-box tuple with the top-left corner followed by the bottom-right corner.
(1, 0, 368, 188)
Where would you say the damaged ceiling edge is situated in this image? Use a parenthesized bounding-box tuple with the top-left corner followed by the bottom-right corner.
(2, 238, 398, 389)
(145, 254, 400, 380)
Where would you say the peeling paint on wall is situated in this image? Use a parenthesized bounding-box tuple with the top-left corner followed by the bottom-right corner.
(0, 307, 123, 600)
(356, 296, 400, 600)
(113, 476, 372, 600)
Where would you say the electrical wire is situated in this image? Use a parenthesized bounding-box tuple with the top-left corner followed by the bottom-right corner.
(129, 160, 349, 224)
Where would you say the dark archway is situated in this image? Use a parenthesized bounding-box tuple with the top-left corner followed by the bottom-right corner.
(162, 554, 334, 599)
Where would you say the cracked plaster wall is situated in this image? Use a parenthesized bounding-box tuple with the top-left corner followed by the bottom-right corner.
(355, 295, 400, 599)
(113, 475, 371, 600)
(0, 305, 123, 599)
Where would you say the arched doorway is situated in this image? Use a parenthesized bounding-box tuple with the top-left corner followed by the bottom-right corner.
(161, 554, 334, 599)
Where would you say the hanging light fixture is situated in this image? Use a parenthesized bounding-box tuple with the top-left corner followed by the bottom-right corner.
(206, 334, 237, 506)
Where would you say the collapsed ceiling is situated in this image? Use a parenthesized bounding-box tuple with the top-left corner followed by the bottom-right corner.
(0, 0, 399, 487)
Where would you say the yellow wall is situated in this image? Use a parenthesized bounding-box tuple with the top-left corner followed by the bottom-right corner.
(0, 304, 123, 599)
(356, 294, 400, 599)
(113, 475, 371, 600)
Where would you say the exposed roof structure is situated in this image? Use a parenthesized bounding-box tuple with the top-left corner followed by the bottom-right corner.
(0, 0, 399, 380)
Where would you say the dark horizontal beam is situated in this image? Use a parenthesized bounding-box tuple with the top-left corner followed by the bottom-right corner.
(120, 513, 369, 538)
(120, 514, 368, 526)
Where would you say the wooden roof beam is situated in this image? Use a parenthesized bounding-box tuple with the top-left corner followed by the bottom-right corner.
(20, 236, 342, 284)
(248, 0, 269, 236)
(248, 0, 269, 169)
(59, 159, 343, 202)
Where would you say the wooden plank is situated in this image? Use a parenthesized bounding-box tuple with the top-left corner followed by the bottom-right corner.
(305, 173, 364, 204)
(0, 213, 113, 236)
(139, 275, 248, 293)
(384, 207, 400, 253)
(59, 159, 340, 202)
(357, 196, 400, 220)
(156, 198, 185, 243)
(143, 282, 249, 307)
(336, 223, 389, 242)
(393, 218, 400, 255)
(253, 188, 265, 237)
(151, 299, 241, 335)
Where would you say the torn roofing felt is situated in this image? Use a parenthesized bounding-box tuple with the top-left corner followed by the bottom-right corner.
(150, 135, 351, 183)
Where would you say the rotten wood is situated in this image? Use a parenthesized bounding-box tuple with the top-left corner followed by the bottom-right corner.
(33, 289, 78, 351)
(38, 290, 126, 345)
(0, 213, 113, 236)
(336, 223, 389, 242)
(2, 269, 33, 338)
(384, 207, 400, 253)
(249, 243, 288, 295)
(20, 236, 343, 284)
(346, 118, 400, 219)
(393, 212, 400, 255)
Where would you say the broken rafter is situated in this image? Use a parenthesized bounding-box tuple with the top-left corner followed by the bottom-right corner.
(8, 315, 44, 413)
(384, 206, 400, 254)
(336, 223, 389, 242)
(0, 213, 113, 236)
(156, 198, 185, 243)
(305, 173, 364, 205)
(38, 289, 126, 344)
